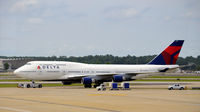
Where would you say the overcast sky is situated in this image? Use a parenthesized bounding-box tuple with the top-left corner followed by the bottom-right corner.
(0, 0, 199, 57)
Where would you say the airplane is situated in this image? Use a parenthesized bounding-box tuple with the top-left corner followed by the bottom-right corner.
(14, 40, 184, 88)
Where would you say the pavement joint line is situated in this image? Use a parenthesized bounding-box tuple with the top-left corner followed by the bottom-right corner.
(0, 96, 120, 112)
(88, 93, 126, 96)
(0, 106, 32, 112)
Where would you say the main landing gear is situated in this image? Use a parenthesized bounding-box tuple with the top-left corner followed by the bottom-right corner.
(84, 84, 92, 88)
(93, 82, 102, 88)
(84, 82, 102, 88)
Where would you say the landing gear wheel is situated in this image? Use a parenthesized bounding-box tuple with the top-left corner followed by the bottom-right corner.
(27, 84, 30, 88)
(93, 85, 97, 88)
(84, 84, 92, 88)
(38, 84, 42, 88)
(93, 84, 100, 88)
(168, 87, 173, 90)
(93, 82, 102, 88)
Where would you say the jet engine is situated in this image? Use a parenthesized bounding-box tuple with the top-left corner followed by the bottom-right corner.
(113, 75, 123, 82)
(82, 77, 93, 88)
(113, 74, 132, 82)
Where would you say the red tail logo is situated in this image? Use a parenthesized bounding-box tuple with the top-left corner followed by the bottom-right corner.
(149, 40, 184, 65)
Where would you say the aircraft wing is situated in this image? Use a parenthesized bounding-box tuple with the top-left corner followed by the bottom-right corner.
(60, 73, 116, 80)
(60, 72, 143, 80)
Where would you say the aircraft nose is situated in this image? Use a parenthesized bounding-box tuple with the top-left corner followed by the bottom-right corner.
(14, 69, 21, 77)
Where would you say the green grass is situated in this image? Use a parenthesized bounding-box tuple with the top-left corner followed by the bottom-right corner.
(0, 80, 199, 88)
(0, 79, 30, 82)
(0, 73, 13, 75)
(136, 79, 200, 81)
(0, 83, 83, 88)
(0, 74, 200, 88)
(0, 75, 11, 76)
(0, 84, 18, 87)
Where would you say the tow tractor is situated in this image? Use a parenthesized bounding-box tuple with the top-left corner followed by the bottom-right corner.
(96, 84, 106, 91)
(18, 81, 42, 88)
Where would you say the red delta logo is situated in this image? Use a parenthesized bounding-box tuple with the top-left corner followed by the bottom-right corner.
(37, 65, 59, 69)
(37, 66, 41, 69)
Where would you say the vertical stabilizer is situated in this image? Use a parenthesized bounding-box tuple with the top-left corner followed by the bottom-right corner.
(148, 40, 184, 65)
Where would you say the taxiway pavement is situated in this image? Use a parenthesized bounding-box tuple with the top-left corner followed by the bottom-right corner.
(0, 83, 200, 112)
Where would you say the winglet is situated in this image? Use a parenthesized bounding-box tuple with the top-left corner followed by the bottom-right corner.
(148, 40, 184, 65)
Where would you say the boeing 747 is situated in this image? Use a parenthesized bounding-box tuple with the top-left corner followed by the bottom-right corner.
(14, 40, 184, 88)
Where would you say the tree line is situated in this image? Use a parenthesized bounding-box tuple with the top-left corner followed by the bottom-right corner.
(0, 55, 200, 70)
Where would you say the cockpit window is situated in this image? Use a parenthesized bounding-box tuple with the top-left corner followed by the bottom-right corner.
(26, 63, 31, 65)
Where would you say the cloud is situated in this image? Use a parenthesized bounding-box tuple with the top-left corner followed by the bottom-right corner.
(105, 7, 139, 19)
(10, 0, 38, 12)
(184, 12, 193, 17)
(27, 18, 43, 24)
(164, 16, 171, 21)
(181, 11, 200, 19)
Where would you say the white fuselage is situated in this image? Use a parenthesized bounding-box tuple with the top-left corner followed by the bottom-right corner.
(14, 61, 178, 81)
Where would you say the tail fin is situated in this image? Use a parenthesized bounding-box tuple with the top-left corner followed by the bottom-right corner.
(148, 40, 184, 65)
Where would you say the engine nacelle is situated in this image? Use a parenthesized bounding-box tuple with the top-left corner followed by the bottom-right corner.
(113, 75, 123, 82)
(113, 74, 132, 82)
(82, 77, 92, 84)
